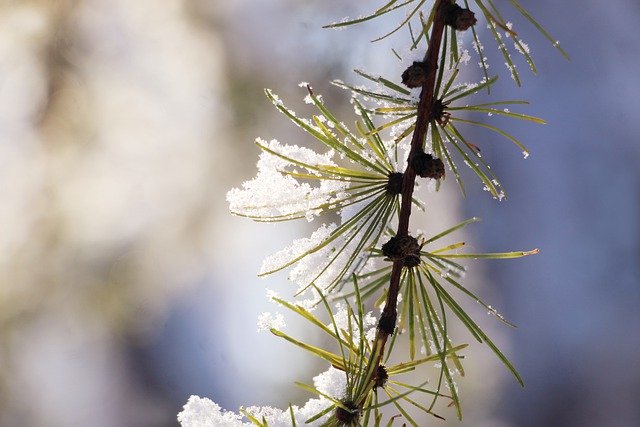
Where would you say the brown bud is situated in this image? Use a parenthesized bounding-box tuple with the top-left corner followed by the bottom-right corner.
(401, 61, 429, 88)
(430, 99, 447, 122)
(403, 253, 422, 268)
(374, 365, 389, 388)
(411, 152, 445, 180)
(335, 400, 360, 424)
(443, 3, 477, 31)
(386, 172, 404, 195)
(377, 311, 397, 334)
(382, 235, 421, 267)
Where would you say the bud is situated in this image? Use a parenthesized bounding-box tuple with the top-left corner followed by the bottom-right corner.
(377, 311, 397, 335)
(386, 172, 404, 195)
(411, 152, 445, 180)
(382, 235, 421, 267)
(403, 253, 422, 268)
(374, 365, 389, 388)
(443, 3, 477, 32)
(430, 98, 447, 122)
(335, 400, 360, 424)
(401, 61, 429, 88)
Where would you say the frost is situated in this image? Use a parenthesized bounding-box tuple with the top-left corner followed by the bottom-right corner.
(514, 41, 530, 55)
(266, 288, 279, 300)
(440, 261, 466, 279)
(267, 90, 284, 107)
(459, 49, 471, 65)
(504, 62, 517, 81)
(472, 40, 484, 53)
(331, 303, 378, 344)
(257, 312, 285, 332)
(485, 304, 508, 322)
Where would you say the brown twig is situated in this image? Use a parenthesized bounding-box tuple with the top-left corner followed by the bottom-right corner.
(358, 0, 449, 407)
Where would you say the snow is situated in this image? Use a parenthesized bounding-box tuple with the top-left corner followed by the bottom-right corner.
(178, 395, 333, 427)
(177, 366, 347, 426)
(226, 139, 348, 221)
(259, 223, 336, 276)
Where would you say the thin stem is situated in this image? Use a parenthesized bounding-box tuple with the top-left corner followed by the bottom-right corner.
(360, 0, 448, 407)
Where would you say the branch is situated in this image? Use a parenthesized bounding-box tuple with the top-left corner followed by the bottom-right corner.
(359, 0, 449, 406)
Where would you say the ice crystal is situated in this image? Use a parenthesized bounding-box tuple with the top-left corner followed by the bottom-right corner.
(505, 22, 514, 34)
(472, 40, 484, 53)
(265, 288, 280, 301)
(514, 41, 530, 55)
(485, 304, 508, 323)
(331, 303, 378, 344)
(257, 312, 285, 332)
(459, 49, 471, 65)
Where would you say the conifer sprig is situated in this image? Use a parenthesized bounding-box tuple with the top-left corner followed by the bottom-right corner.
(189, 0, 567, 425)
(357, 218, 537, 389)
(228, 87, 412, 295)
(336, 69, 544, 198)
(267, 283, 466, 425)
(325, 0, 568, 85)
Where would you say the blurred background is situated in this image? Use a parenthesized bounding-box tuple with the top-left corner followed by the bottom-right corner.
(1, 1, 639, 426)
